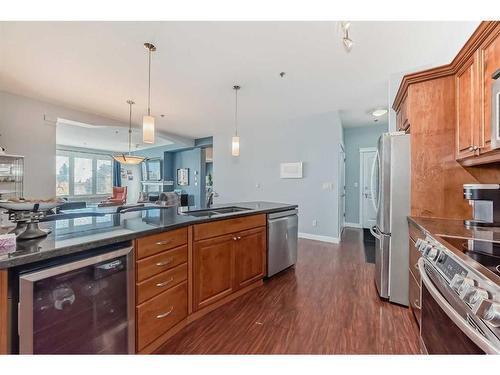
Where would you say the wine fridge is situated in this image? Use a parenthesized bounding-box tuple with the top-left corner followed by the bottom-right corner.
(17, 245, 135, 354)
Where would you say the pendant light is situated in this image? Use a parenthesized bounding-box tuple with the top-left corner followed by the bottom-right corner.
(341, 21, 353, 52)
(112, 100, 146, 165)
(143, 42, 156, 144)
(231, 85, 240, 157)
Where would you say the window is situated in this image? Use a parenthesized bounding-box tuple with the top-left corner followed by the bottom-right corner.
(56, 155, 70, 196)
(56, 150, 113, 197)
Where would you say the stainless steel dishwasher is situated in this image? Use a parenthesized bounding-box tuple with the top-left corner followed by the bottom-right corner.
(267, 209, 298, 277)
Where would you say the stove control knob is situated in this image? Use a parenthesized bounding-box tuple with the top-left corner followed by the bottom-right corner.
(426, 247, 439, 260)
(458, 278, 476, 300)
(450, 274, 465, 293)
(465, 287, 489, 305)
(473, 300, 500, 327)
(436, 252, 447, 263)
(415, 239, 424, 249)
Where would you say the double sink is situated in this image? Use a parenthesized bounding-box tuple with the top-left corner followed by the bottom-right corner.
(185, 206, 251, 217)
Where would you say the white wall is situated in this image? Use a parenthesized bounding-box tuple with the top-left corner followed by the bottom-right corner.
(0, 91, 128, 198)
(213, 111, 344, 240)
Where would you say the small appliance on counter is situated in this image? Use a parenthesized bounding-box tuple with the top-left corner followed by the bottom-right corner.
(463, 184, 500, 227)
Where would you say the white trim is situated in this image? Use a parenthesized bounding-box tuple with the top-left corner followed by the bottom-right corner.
(359, 147, 377, 229)
(298, 232, 340, 244)
(344, 222, 362, 228)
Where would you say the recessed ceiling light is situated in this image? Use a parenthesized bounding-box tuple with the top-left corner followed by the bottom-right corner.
(372, 109, 388, 117)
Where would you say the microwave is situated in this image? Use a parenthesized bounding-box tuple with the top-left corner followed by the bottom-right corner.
(492, 68, 500, 149)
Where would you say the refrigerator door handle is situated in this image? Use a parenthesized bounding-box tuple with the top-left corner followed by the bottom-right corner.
(370, 151, 380, 213)
(369, 225, 381, 240)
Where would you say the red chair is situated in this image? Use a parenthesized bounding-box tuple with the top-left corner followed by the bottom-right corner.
(100, 186, 128, 206)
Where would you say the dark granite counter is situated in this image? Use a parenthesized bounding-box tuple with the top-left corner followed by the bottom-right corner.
(0, 201, 297, 269)
(408, 216, 500, 284)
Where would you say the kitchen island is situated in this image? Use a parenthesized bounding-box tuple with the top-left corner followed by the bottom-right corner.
(0, 201, 298, 354)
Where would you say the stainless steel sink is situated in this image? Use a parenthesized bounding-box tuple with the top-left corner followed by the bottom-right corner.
(185, 206, 250, 217)
(211, 206, 250, 214)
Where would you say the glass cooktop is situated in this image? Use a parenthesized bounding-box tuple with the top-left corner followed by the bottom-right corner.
(438, 236, 500, 277)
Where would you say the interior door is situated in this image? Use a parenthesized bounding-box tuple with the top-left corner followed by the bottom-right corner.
(338, 144, 346, 235)
(361, 150, 377, 229)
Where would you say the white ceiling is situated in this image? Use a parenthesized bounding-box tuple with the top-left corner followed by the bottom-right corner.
(56, 119, 173, 152)
(0, 21, 479, 136)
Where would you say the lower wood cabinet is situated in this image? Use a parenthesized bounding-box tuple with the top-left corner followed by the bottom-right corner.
(193, 225, 267, 312)
(193, 234, 235, 310)
(136, 282, 188, 351)
(135, 214, 268, 353)
(234, 227, 266, 290)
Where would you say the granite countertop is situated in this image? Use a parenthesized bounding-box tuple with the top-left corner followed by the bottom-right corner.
(408, 216, 500, 285)
(0, 201, 297, 269)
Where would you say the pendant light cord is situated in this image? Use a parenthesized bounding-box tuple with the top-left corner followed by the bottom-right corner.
(147, 48, 152, 116)
(128, 101, 133, 155)
(234, 87, 239, 136)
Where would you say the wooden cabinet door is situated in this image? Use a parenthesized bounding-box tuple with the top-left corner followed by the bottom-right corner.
(193, 234, 235, 311)
(234, 227, 266, 290)
(479, 24, 500, 154)
(455, 53, 479, 160)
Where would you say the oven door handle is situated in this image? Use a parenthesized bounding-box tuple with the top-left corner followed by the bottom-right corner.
(418, 258, 499, 354)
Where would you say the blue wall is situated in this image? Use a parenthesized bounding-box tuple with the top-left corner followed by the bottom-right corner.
(343, 123, 387, 224)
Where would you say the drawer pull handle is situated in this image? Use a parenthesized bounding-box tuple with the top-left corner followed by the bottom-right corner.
(156, 258, 174, 267)
(156, 240, 172, 246)
(156, 306, 174, 319)
(414, 299, 421, 310)
(156, 277, 174, 288)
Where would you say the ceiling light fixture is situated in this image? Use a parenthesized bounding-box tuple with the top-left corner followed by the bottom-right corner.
(143, 42, 156, 144)
(341, 21, 353, 52)
(372, 108, 388, 117)
(112, 100, 146, 165)
(231, 85, 241, 157)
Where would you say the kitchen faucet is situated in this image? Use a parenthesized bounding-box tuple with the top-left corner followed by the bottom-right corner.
(206, 191, 219, 208)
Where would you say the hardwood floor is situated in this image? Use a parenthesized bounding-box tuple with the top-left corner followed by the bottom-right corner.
(156, 228, 421, 354)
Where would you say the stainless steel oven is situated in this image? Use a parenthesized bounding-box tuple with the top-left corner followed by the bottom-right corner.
(415, 236, 500, 354)
(490, 68, 500, 149)
(18, 245, 135, 354)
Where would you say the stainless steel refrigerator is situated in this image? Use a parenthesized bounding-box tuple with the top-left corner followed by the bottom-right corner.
(369, 132, 410, 306)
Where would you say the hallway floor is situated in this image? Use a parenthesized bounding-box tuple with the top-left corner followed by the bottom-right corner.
(157, 228, 421, 354)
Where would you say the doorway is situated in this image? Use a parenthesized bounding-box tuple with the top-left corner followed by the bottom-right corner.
(338, 143, 346, 237)
(359, 147, 377, 229)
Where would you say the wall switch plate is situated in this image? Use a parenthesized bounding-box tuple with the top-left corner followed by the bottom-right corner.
(354, 182, 358, 188)
(312, 219, 317, 227)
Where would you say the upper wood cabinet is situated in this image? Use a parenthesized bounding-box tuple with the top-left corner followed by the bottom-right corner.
(396, 94, 410, 132)
(479, 24, 500, 154)
(455, 52, 480, 160)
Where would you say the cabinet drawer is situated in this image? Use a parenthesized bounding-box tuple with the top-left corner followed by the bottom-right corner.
(194, 214, 266, 241)
(136, 263, 188, 304)
(136, 245, 187, 282)
(136, 227, 188, 259)
(409, 270, 421, 327)
(137, 282, 188, 351)
(409, 237, 421, 283)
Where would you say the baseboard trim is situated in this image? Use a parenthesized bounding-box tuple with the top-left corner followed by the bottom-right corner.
(344, 222, 362, 229)
(298, 232, 340, 244)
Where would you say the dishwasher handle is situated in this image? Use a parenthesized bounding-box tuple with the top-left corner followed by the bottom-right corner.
(268, 209, 298, 220)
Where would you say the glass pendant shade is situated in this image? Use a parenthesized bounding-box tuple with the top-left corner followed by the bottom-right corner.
(231, 136, 240, 157)
(143, 115, 155, 144)
(112, 154, 145, 165)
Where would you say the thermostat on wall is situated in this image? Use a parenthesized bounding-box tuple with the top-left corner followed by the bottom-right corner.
(280, 162, 303, 179)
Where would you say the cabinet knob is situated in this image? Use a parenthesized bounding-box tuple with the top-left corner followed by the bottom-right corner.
(469, 146, 474, 151)
(473, 145, 479, 151)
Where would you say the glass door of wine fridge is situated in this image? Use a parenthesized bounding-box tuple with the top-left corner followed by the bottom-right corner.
(18, 246, 135, 354)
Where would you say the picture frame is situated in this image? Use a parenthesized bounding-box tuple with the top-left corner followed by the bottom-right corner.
(177, 168, 189, 186)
